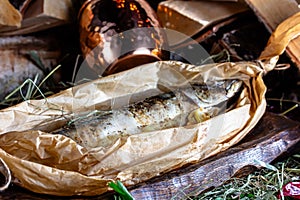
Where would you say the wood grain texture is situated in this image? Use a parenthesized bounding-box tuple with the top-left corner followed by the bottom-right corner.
(287, 40, 300, 69)
(0, 0, 22, 28)
(244, 0, 300, 68)
(0, 0, 73, 36)
(0, 35, 61, 101)
(0, 112, 299, 199)
(157, 0, 248, 45)
(128, 112, 300, 199)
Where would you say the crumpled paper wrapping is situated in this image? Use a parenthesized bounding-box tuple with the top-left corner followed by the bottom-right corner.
(0, 60, 263, 196)
(0, 61, 265, 196)
(0, 11, 299, 197)
(259, 11, 300, 71)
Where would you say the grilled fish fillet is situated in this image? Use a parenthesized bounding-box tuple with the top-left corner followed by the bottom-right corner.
(53, 80, 243, 149)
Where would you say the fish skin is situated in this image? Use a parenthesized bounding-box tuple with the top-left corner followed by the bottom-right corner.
(53, 80, 243, 149)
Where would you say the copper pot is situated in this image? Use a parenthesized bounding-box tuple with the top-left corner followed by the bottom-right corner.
(78, 0, 168, 76)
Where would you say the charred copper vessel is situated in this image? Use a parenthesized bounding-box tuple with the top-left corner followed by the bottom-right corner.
(78, 0, 168, 75)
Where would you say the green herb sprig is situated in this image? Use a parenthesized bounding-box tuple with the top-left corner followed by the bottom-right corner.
(108, 181, 135, 200)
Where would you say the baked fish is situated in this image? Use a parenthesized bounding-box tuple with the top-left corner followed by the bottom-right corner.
(53, 80, 243, 149)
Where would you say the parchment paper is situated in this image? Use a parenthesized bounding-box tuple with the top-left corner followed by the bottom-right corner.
(0, 11, 299, 197)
